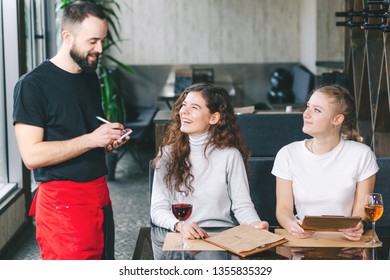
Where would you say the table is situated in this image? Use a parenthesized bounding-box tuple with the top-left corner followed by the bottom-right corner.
(132, 226, 390, 260)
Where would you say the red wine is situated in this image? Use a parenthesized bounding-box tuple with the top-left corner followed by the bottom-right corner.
(172, 203, 192, 221)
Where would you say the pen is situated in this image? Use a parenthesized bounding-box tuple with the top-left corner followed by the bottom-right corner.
(96, 116, 111, 125)
(96, 116, 127, 133)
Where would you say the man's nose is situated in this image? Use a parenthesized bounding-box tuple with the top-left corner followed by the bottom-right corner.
(95, 41, 104, 53)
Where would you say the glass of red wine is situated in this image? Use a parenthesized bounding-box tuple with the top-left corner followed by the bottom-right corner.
(364, 193, 384, 246)
(171, 190, 193, 249)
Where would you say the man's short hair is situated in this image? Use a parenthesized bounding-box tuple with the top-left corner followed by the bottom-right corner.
(61, 1, 106, 30)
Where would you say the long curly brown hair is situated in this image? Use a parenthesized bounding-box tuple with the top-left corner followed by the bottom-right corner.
(152, 83, 250, 192)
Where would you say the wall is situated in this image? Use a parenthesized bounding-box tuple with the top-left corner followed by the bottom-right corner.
(0, 194, 25, 256)
(107, 0, 345, 108)
(110, 0, 344, 72)
(299, 0, 317, 73)
(316, 0, 345, 67)
(116, 63, 297, 109)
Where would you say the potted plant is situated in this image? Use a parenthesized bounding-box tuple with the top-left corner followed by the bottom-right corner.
(58, 0, 133, 180)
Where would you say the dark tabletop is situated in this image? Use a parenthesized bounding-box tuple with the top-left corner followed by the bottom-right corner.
(132, 226, 390, 260)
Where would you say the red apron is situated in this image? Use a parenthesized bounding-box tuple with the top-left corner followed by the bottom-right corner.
(29, 176, 112, 260)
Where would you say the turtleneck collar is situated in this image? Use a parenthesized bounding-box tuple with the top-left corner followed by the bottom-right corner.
(189, 132, 210, 155)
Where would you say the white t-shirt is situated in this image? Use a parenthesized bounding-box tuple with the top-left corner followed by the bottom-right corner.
(272, 138, 379, 220)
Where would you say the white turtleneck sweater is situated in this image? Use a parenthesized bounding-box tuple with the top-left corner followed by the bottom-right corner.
(150, 132, 261, 231)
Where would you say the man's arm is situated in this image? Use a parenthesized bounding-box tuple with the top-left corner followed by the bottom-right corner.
(14, 122, 127, 170)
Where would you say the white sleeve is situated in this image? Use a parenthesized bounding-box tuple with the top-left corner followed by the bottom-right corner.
(271, 146, 292, 181)
(357, 147, 379, 182)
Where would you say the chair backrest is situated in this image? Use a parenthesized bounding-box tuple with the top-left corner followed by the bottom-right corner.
(149, 160, 154, 203)
(237, 113, 308, 157)
(247, 157, 279, 227)
(374, 157, 390, 227)
(149, 160, 155, 226)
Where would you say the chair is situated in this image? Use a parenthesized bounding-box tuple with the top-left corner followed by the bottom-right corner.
(117, 106, 158, 170)
(236, 113, 308, 226)
(148, 161, 157, 227)
(132, 227, 153, 260)
(374, 157, 390, 228)
(149, 160, 154, 204)
(236, 113, 308, 157)
(247, 157, 279, 226)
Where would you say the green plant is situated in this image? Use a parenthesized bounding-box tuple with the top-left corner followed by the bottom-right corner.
(57, 0, 133, 123)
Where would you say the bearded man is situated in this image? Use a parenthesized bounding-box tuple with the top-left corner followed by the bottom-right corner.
(12, 1, 129, 260)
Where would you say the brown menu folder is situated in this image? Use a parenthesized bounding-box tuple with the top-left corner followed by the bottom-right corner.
(301, 215, 361, 231)
(204, 224, 288, 258)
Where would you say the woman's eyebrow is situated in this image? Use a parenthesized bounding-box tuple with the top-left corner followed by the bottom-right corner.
(187, 102, 202, 109)
(308, 102, 325, 110)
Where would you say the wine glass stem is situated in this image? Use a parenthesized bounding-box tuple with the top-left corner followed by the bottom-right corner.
(372, 221, 376, 242)
(181, 221, 185, 246)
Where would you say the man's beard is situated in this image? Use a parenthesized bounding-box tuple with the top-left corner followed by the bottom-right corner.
(70, 48, 100, 73)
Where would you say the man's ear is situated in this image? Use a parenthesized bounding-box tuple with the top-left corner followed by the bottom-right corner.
(209, 112, 221, 125)
(62, 29, 73, 45)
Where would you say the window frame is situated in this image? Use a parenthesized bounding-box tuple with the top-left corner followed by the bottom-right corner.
(0, 0, 23, 209)
(0, 0, 7, 188)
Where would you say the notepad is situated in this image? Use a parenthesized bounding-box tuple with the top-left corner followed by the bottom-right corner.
(204, 224, 288, 258)
(301, 215, 361, 231)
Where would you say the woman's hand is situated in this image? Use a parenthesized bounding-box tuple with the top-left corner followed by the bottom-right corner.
(177, 222, 208, 240)
(287, 219, 315, 239)
(339, 220, 364, 241)
(250, 221, 269, 230)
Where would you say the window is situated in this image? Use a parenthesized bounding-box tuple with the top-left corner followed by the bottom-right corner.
(24, 0, 51, 192)
(25, 0, 47, 72)
(0, 0, 23, 204)
(0, 0, 8, 189)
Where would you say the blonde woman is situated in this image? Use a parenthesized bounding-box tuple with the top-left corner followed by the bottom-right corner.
(272, 85, 378, 241)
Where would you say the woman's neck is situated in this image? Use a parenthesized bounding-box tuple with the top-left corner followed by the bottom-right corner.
(308, 136, 341, 155)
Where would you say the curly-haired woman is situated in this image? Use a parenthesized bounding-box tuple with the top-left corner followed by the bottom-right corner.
(150, 83, 269, 240)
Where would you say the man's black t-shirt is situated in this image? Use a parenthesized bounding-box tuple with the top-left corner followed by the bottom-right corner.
(13, 60, 108, 182)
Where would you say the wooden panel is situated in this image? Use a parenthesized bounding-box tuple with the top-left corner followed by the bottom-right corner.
(374, 133, 390, 157)
(374, 55, 390, 132)
(341, 0, 390, 156)
(154, 123, 168, 153)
